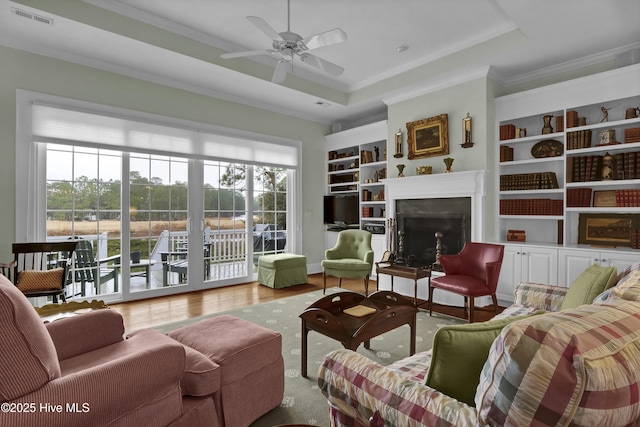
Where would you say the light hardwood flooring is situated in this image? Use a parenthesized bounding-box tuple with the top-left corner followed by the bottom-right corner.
(110, 273, 501, 331)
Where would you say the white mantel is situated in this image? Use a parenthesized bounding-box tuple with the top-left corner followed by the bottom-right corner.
(383, 169, 488, 242)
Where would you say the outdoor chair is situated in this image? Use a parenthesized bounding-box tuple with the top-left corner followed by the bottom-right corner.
(321, 229, 374, 295)
(429, 241, 504, 322)
(0, 241, 78, 303)
(69, 238, 120, 296)
(161, 243, 212, 286)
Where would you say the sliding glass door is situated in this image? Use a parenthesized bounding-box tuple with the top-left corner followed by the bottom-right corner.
(24, 95, 300, 303)
(45, 144, 122, 299)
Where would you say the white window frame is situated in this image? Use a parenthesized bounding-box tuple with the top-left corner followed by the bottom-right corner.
(16, 90, 302, 302)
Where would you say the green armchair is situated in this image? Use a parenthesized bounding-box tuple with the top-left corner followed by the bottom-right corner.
(322, 229, 374, 295)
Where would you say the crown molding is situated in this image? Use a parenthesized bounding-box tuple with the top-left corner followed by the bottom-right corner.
(381, 66, 492, 106)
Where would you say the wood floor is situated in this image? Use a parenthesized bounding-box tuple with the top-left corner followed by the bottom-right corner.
(110, 273, 502, 331)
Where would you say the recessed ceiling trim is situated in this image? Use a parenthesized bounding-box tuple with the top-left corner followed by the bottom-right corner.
(349, 22, 518, 92)
(382, 66, 492, 106)
(502, 41, 640, 87)
(0, 35, 338, 125)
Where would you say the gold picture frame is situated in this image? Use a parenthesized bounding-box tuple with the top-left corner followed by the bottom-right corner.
(406, 114, 449, 160)
(578, 213, 637, 247)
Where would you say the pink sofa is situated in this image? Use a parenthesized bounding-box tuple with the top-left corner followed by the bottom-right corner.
(0, 272, 284, 427)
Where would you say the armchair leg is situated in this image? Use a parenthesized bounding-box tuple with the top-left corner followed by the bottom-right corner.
(323, 272, 327, 294)
(492, 294, 499, 312)
(428, 286, 434, 317)
(339, 278, 343, 288)
(468, 297, 475, 323)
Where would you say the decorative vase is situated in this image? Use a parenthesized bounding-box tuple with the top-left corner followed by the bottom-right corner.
(443, 157, 454, 173)
(397, 164, 405, 177)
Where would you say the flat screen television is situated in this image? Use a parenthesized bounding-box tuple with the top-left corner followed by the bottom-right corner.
(323, 195, 359, 227)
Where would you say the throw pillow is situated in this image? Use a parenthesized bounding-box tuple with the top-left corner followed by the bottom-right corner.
(16, 268, 65, 292)
(560, 264, 617, 310)
(425, 313, 540, 406)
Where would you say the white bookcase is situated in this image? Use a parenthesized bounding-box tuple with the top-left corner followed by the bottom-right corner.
(325, 120, 388, 277)
(495, 64, 640, 300)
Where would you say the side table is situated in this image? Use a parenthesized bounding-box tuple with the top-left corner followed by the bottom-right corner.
(375, 262, 431, 307)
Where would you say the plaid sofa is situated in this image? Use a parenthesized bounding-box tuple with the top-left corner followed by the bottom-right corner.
(318, 264, 640, 427)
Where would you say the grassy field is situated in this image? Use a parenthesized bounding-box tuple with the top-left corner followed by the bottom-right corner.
(47, 218, 244, 237)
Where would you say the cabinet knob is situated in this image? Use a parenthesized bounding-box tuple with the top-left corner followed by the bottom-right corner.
(600, 259, 607, 263)
(593, 258, 599, 263)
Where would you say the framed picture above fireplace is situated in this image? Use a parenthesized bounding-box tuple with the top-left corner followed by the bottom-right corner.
(407, 113, 449, 160)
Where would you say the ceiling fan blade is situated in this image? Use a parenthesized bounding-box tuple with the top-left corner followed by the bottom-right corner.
(247, 16, 284, 41)
(271, 60, 291, 83)
(302, 28, 347, 50)
(300, 53, 344, 76)
(221, 50, 277, 59)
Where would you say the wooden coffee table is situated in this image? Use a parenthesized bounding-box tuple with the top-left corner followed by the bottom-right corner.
(299, 290, 418, 377)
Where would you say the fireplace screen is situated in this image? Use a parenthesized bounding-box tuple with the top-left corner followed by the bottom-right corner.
(395, 197, 471, 267)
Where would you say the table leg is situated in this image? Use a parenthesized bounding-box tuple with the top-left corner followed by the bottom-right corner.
(409, 315, 416, 355)
(414, 279, 418, 307)
(301, 319, 308, 378)
(390, 275, 394, 292)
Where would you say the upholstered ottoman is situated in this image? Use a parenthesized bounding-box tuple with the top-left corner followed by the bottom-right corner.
(168, 315, 284, 427)
(258, 253, 308, 288)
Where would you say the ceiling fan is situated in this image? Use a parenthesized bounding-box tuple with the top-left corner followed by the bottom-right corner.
(220, 0, 347, 83)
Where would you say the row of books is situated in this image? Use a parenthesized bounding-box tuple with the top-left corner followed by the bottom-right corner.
(499, 172, 559, 191)
(566, 188, 593, 207)
(615, 190, 640, 207)
(500, 146, 514, 162)
(625, 128, 640, 144)
(566, 130, 592, 150)
(361, 150, 374, 164)
(499, 199, 563, 216)
(567, 151, 640, 182)
(362, 189, 385, 202)
(361, 207, 375, 217)
(499, 124, 517, 141)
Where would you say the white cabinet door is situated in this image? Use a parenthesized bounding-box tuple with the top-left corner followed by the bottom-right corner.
(599, 251, 637, 276)
(497, 245, 557, 303)
(558, 249, 637, 287)
(522, 247, 558, 285)
(496, 245, 521, 302)
(557, 249, 595, 287)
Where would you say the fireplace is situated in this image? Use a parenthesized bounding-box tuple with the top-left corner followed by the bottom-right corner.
(395, 197, 471, 267)
(384, 170, 488, 262)
(380, 170, 488, 304)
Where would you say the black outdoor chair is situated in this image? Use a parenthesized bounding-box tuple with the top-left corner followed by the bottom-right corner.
(0, 241, 78, 303)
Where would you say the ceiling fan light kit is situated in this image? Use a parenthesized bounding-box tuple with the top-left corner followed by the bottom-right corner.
(220, 0, 347, 84)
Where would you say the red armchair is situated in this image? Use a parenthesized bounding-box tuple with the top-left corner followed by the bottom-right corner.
(429, 242, 504, 322)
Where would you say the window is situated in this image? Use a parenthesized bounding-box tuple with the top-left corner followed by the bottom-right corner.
(18, 92, 300, 302)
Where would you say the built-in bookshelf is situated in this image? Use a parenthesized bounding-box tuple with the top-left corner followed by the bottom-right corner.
(495, 64, 640, 249)
(325, 120, 388, 230)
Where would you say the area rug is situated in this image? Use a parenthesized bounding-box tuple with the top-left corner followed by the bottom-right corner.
(154, 288, 463, 427)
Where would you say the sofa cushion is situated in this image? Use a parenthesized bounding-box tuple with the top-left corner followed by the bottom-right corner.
(594, 261, 640, 303)
(16, 268, 64, 291)
(610, 270, 640, 302)
(0, 274, 61, 401)
(560, 264, 617, 310)
(425, 314, 536, 406)
(476, 300, 640, 426)
(180, 345, 220, 397)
